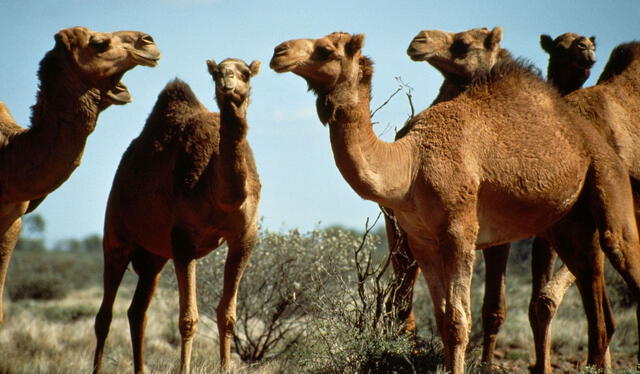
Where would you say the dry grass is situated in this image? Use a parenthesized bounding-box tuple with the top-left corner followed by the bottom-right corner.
(1, 234, 639, 373)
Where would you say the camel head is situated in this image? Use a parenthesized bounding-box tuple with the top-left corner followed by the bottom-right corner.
(269, 32, 367, 95)
(407, 27, 504, 81)
(540, 33, 596, 70)
(207, 58, 260, 106)
(51, 26, 161, 105)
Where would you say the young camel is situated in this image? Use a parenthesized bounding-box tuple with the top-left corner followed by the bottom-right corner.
(384, 27, 514, 366)
(92, 58, 261, 374)
(270, 32, 640, 374)
(0, 27, 160, 327)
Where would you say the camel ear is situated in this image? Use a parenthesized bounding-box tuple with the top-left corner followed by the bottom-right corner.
(206, 59, 218, 75)
(249, 60, 261, 77)
(346, 34, 365, 56)
(485, 26, 503, 49)
(590, 36, 597, 48)
(54, 29, 75, 51)
(540, 34, 554, 53)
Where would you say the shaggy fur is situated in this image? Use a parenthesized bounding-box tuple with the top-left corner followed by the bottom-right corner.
(94, 58, 261, 374)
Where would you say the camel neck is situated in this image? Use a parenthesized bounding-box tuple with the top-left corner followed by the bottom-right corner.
(547, 61, 589, 96)
(320, 80, 415, 208)
(1, 52, 102, 203)
(213, 97, 251, 211)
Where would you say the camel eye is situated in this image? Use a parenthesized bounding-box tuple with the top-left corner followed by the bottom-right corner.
(316, 46, 333, 61)
(90, 37, 111, 52)
(451, 39, 469, 56)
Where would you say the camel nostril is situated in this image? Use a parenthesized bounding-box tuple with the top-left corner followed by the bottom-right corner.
(274, 45, 289, 56)
(141, 34, 154, 44)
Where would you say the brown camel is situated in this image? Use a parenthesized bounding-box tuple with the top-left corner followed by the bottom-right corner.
(541, 33, 596, 96)
(270, 32, 640, 373)
(384, 27, 514, 367)
(402, 29, 602, 372)
(0, 27, 160, 327)
(92, 58, 261, 374)
(528, 32, 599, 374)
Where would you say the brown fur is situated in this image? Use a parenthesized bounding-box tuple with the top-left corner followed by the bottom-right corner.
(529, 32, 599, 374)
(93, 58, 261, 374)
(270, 32, 640, 374)
(0, 27, 159, 328)
(387, 28, 514, 367)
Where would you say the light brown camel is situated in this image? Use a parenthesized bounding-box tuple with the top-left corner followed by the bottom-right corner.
(401, 29, 602, 372)
(269, 32, 640, 374)
(92, 58, 261, 374)
(0, 27, 160, 327)
(384, 27, 514, 367)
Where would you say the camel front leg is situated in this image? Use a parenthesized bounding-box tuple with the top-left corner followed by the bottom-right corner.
(481, 243, 509, 367)
(414, 212, 477, 374)
(441, 233, 476, 374)
(217, 231, 256, 371)
(0, 217, 21, 327)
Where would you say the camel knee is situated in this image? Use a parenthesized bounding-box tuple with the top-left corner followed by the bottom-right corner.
(533, 293, 559, 324)
(179, 315, 199, 340)
(217, 310, 236, 338)
(482, 306, 506, 335)
(95, 308, 113, 340)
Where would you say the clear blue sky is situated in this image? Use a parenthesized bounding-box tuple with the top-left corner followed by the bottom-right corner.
(1, 1, 638, 244)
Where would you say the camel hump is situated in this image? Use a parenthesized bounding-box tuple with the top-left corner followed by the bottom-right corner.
(157, 78, 202, 108)
(598, 41, 640, 83)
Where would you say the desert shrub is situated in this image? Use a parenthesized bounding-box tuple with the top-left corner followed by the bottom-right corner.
(192, 224, 364, 363)
(7, 270, 68, 301)
(6, 250, 103, 301)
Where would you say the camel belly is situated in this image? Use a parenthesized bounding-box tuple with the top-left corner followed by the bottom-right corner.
(393, 170, 586, 250)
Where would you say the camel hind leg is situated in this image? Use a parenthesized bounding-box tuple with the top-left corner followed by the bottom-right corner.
(93, 241, 135, 374)
(217, 229, 257, 370)
(587, 164, 640, 363)
(481, 243, 510, 368)
(128, 250, 168, 374)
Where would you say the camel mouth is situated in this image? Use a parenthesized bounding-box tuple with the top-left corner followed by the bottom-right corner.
(132, 50, 161, 67)
(105, 82, 132, 105)
(269, 60, 298, 73)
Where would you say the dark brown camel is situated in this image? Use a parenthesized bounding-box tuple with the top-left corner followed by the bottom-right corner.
(92, 58, 261, 374)
(0, 27, 159, 327)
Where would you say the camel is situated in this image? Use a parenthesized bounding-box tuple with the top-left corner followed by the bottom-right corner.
(399, 29, 602, 372)
(92, 58, 261, 374)
(541, 33, 596, 96)
(384, 27, 514, 367)
(269, 32, 640, 374)
(0, 27, 160, 327)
